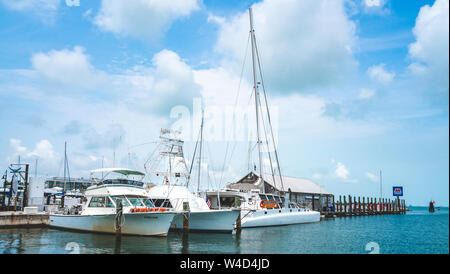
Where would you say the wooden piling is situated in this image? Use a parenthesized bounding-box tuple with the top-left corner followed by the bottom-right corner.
(362, 197, 366, 215)
(358, 197, 361, 216)
(348, 196, 352, 217)
(183, 201, 190, 233)
(343, 196, 347, 217)
(370, 198, 374, 215)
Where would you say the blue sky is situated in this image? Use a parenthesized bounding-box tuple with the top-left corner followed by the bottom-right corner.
(0, 0, 448, 206)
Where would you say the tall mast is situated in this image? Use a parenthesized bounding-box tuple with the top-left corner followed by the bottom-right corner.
(197, 109, 204, 193)
(63, 141, 67, 191)
(249, 7, 264, 193)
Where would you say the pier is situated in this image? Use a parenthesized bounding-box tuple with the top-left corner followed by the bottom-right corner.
(0, 211, 49, 228)
(323, 195, 407, 218)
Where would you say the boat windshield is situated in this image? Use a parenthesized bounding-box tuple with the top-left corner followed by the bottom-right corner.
(142, 199, 155, 208)
(110, 196, 131, 207)
(127, 196, 145, 207)
(259, 194, 268, 200)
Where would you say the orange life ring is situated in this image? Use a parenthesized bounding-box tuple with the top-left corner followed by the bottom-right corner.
(260, 201, 264, 208)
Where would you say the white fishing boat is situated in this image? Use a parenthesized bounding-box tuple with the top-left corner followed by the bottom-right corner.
(49, 168, 176, 236)
(208, 8, 320, 228)
(144, 129, 241, 233)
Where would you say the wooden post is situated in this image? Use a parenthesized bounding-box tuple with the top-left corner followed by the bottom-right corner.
(183, 201, 190, 233)
(236, 211, 242, 230)
(370, 198, 373, 215)
(348, 196, 352, 217)
(344, 196, 348, 217)
(326, 195, 329, 216)
(357, 197, 360, 216)
(311, 194, 315, 211)
(373, 198, 377, 215)
(318, 194, 322, 214)
(362, 197, 366, 215)
(22, 164, 29, 209)
(339, 195, 342, 217)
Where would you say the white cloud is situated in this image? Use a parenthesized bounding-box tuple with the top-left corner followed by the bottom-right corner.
(1, 0, 61, 23)
(8, 139, 59, 173)
(94, 0, 200, 41)
(365, 172, 378, 182)
(408, 0, 449, 93)
(31, 46, 106, 89)
(362, 0, 390, 15)
(367, 63, 395, 84)
(358, 88, 376, 99)
(335, 162, 349, 179)
(214, 0, 357, 92)
(9, 139, 27, 154)
(122, 49, 202, 115)
(364, 0, 382, 7)
(65, 0, 79, 7)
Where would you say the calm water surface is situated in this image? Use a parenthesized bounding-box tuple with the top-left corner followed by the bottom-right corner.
(1, 207, 448, 254)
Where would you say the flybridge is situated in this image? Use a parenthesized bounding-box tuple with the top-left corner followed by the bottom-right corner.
(89, 168, 147, 188)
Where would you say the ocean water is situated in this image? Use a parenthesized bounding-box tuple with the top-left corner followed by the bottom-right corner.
(0, 206, 448, 254)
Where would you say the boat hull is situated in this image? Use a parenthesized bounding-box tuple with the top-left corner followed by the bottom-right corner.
(49, 212, 176, 236)
(170, 209, 241, 233)
(241, 209, 320, 228)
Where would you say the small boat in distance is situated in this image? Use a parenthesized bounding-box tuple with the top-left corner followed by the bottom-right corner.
(49, 168, 176, 236)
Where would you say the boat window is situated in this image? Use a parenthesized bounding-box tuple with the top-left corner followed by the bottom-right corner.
(266, 194, 274, 200)
(259, 194, 268, 200)
(142, 199, 155, 208)
(89, 197, 107, 207)
(219, 197, 236, 208)
(151, 199, 172, 208)
(127, 196, 145, 207)
(105, 197, 114, 208)
(110, 196, 131, 207)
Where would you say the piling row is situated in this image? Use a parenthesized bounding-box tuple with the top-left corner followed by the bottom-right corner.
(332, 195, 406, 217)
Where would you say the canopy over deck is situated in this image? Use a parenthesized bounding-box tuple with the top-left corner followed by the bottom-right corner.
(89, 168, 145, 176)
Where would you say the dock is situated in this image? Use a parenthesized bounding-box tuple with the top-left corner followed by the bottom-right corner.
(320, 195, 407, 218)
(0, 211, 49, 228)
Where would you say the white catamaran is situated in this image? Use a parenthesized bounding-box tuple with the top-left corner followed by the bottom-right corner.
(205, 8, 320, 228)
(144, 129, 241, 233)
(49, 168, 176, 236)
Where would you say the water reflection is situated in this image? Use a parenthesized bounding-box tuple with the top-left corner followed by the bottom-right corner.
(0, 208, 448, 254)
